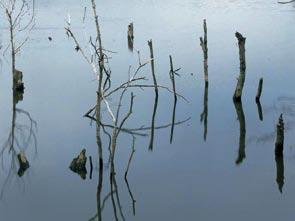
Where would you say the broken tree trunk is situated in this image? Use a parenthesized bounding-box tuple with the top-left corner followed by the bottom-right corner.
(127, 23, 134, 51)
(128, 23, 134, 39)
(17, 152, 30, 177)
(275, 114, 284, 157)
(256, 78, 263, 102)
(69, 148, 87, 179)
(233, 32, 246, 102)
(200, 19, 208, 83)
(13, 69, 24, 92)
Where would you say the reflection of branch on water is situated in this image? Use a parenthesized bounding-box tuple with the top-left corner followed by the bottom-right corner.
(169, 55, 179, 143)
(0, 87, 37, 198)
(256, 100, 263, 121)
(200, 82, 209, 141)
(234, 101, 246, 165)
(148, 40, 158, 151)
(124, 136, 136, 215)
(248, 96, 295, 145)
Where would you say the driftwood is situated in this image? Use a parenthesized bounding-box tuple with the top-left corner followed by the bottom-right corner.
(275, 114, 284, 157)
(69, 149, 87, 179)
(17, 152, 30, 177)
(233, 32, 246, 101)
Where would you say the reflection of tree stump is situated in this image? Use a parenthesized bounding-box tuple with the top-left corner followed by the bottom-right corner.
(234, 101, 246, 165)
(17, 152, 30, 177)
(275, 114, 284, 157)
(69, 149, 87, 179)
(275, 156, 284, 193)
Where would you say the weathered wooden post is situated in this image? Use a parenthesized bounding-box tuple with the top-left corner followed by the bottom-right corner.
(233, 32, 246, 101)
(275, 114, 284, 157)
(200, 19, 208, 83)
(127, 23, 134, 51)
(128, 22, 134, 39)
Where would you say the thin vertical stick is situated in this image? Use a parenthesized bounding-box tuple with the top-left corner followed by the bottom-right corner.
(200, 19, 208, 82)
(233, 32, 246, 101)
(169, 55, 177, 143)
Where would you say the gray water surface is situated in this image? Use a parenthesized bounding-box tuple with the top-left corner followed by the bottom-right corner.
(1, 0, 295, 220)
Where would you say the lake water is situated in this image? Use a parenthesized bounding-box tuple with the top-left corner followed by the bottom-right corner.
(1, 0, 295, 220)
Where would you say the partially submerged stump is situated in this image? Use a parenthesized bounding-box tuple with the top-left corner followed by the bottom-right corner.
(275, 114, 284, 157)
(69, 149, 87, 179)
(13, 69, 24, 92)
(17, 152, 30, 177)
(127, 23, 134, 39)
(127, 23, 134, 51)
(233, 32, 246, 102)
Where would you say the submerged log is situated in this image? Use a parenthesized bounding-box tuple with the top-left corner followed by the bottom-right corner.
(17, 152, 30, 177)
(69, 149, 87, 179)
(233, 32, 246, 102)
(275, 114, 284, 157)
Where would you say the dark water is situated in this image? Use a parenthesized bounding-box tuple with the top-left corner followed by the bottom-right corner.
(1, 0, 295, 220)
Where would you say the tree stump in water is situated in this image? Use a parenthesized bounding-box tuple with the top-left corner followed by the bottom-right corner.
(69, 149, 87, 179)
(17, 152, 30, 177)
(13, 69, 24, 92)
(127, 22, 134, 51)
(233, 32, 246, 102)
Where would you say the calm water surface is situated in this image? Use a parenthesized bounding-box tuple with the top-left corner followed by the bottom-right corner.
(1, 0, 295, 220)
